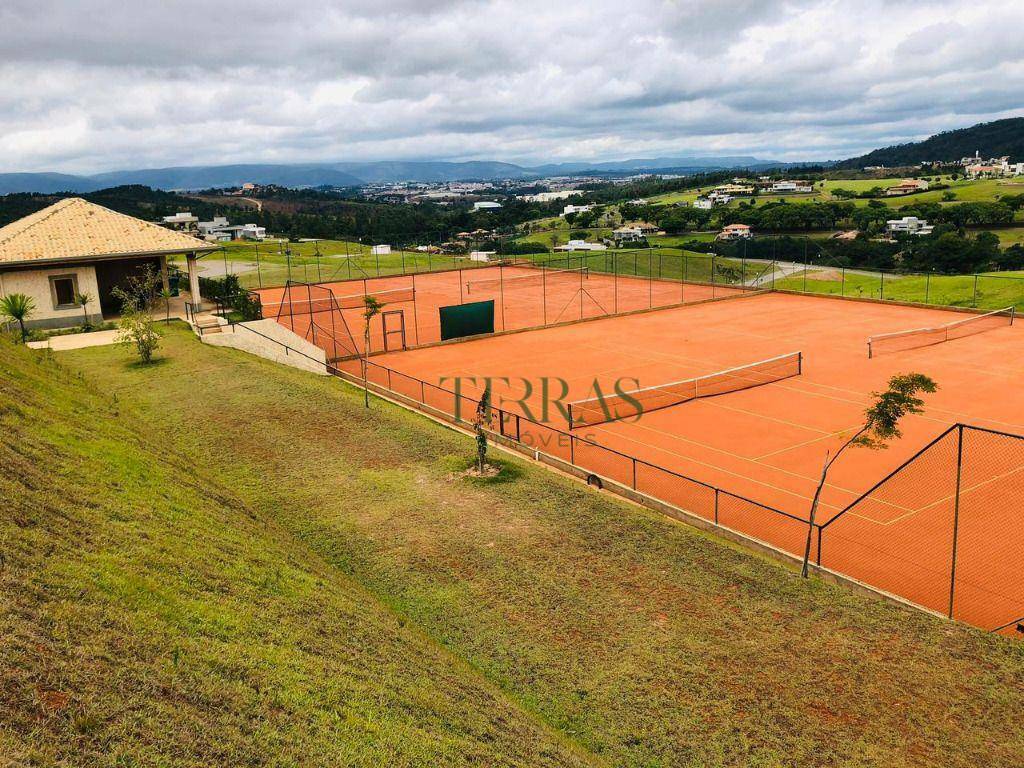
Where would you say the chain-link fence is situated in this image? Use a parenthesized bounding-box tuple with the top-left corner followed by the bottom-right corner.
(335, 353, 1024, 638)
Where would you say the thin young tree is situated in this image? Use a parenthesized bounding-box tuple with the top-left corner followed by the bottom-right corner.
(473, 385, 492, 473)
(361, 295, 383, 407)
(0, 293, 36, 342)
(74, 291, 93, 330)
(801, 372, 938, 577)
(158, 286, 174, 324)
(112, 265, 163, 364)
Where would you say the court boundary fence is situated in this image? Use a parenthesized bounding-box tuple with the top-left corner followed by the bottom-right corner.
(326, 353, 1024, 637)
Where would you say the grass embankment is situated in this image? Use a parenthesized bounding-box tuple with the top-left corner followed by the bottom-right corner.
(0, 336, 591, 766)
(54, 325, 1024, 767)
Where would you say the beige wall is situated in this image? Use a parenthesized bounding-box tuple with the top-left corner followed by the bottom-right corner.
(0, 265, 103, 329)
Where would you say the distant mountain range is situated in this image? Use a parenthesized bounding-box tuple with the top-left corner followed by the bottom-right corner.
(0, 156, 798, 195)
(836, 117, 1024, 169)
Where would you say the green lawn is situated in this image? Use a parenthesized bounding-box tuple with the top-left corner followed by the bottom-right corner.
(38, 325, 1024, 766)
(775, 268, 1024, 309)
(0, 333, 589, 767)
(171, 239, 497, 290)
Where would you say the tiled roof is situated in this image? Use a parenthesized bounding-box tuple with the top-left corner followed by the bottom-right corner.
(0, 198, 216, 265)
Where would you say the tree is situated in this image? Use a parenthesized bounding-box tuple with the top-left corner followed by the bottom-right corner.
(158, 286, 174, 324)
(801, 373, 938, 577)
(112, 265, 163, 364)
(0, 293, 36, 342)
(361, 295, 383, 407)
(474, 385, 492, 473)
(75, 291, 93, 330)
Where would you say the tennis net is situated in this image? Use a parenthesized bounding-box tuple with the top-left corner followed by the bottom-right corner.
(466, 267, 588, 294)
(867, 306, 1015, 358)
(567, 351, 802, 429)
(263, 286, 415, 317)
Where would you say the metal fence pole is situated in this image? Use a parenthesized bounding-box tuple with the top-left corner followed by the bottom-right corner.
(948, 425, 965, 619)
(925, 272, 931, 304)
(972, 275, 979, 307)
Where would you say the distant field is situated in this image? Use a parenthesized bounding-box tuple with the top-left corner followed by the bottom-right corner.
(170, 239, 485, 288)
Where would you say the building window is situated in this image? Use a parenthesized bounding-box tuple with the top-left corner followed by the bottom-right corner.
(50, 275, 79, 309)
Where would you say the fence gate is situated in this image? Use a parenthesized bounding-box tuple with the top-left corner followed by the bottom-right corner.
(382, 310, 408, 352)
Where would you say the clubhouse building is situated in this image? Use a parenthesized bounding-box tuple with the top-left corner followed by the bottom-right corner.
(0, 198, 217, 330)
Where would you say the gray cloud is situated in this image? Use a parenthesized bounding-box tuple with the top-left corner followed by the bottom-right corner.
(0, 0, 1021, 173)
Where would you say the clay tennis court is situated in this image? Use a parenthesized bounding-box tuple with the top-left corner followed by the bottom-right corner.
(253, 261, 744, 355)
(355, 290, 1024, 633)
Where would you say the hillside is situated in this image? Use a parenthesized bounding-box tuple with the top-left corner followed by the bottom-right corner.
(0, 335, 590, 766)
(0, 156, 789, 193)
(52, 324, 1024, 767)
(838, 117, 1024, 169)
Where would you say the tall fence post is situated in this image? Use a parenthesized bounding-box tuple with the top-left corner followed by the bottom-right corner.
(972, 275, 979, 307)
(947, 424, 965, 619)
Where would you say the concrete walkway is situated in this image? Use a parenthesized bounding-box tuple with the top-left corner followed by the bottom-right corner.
(27, 329, 120, 351)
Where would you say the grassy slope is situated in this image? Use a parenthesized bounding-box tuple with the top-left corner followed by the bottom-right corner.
(60, 325, 1024, 768)
(0, 338, 592, 767)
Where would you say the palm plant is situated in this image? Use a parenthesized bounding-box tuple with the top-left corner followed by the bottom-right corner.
(75, 291, 93, 330)
(0, 293, 36, 342)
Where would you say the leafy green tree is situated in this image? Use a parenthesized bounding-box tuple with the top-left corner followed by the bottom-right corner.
(112, 265, 163, 364)
(0, 293, 36, 342)
(802, 373, 938, 576)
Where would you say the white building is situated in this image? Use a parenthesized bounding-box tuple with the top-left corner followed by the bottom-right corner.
(198, 216, 230, 237)
(162, 212, 199, 230)
(371, 244, 392, 255)
(469, 251, 496, 262)
(694, 197, 714, 210)
(887, 216, 934, 236)
(472, 201, 503, 211)
(562, 204, 594, 217)
(517, 190, 583, 203)
(554, 239, 607, 251)
(770, 180, 813, 194)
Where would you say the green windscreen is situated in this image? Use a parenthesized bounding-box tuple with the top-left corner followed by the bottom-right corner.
(439, 300, 495, 341)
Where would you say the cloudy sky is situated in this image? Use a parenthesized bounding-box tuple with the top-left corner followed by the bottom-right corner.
(1, 0, 1022, 174)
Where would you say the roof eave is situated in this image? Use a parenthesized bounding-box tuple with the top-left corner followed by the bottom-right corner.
(0, 243, 220, 271)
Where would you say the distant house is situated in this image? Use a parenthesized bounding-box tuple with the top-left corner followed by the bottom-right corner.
(472, 201, 502, 211)
(198, 216, 230, 238)
(887, 216, 934, 236)
(831, 230, 860, 241)
(371, 244, 392, 255)
(561, 204, 594, 217)
(707, 192, 732, 205)
(717, 223, 753, 241)
(516, 190, 583, 202)
(612, 226, 645, 245)
(693, 197, 714, 210)
(885, 179, 930, 196)
(196, 217, 265, 241)
(0, 198, 215, 330)
(715, 184, 755, 195)
(769, 180, 813, 194)
(162, 212, 199, 231)
(554, 239, 607, 251)
(469, 251, 496, 262)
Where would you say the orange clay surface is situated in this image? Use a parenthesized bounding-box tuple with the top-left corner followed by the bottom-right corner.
(254, 264, 743, 355)
(366, 291, 1024, 630)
